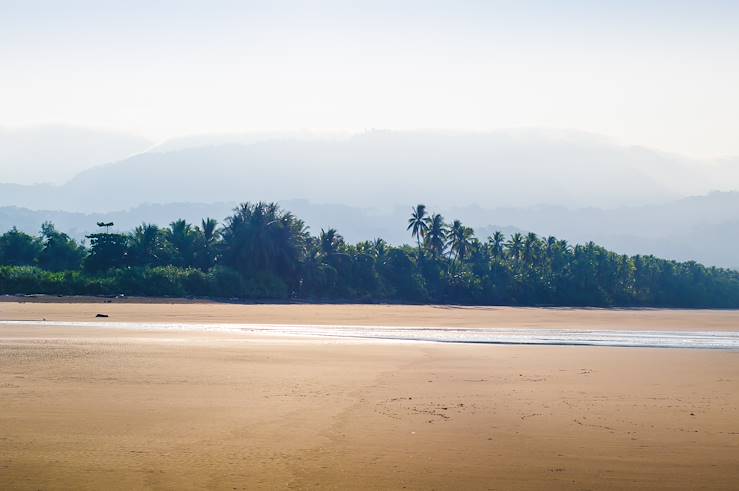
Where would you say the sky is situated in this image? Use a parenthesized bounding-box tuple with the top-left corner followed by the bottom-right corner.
(2, 0, 739, 159)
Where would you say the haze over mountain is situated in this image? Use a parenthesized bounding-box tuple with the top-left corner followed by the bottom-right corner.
(1, 129, 735, 212)
(2, 128, 737, 268)
(146, 130, 354, 154)
(0, 125, 153, 184)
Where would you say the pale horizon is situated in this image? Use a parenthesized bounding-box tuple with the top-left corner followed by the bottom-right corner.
(2, 123, 736, 162)
(2, 1, 738, 160)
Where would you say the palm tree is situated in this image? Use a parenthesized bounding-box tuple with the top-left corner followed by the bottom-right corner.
(506, 232, 524, 262)
(544, 236, 556, 258)
(220, 201, 308, 283)
(372, 238, 387, 258)
(319, 228, 344, 256)
(407, 204, 429, 254)
(425, 213, 447, 258)
(130, 223, 165, 266)
(489, 231, 505, 260)
(523, 232, 540, 265)
(447, 219, 474, 262)
(195, 217, 219, 269)
(556, 239, 571, 255)
(201, 218, 219, 246)
(169, 219, 192, 237)
(168, 219, 196, 266)
(355, 240, 373, 256)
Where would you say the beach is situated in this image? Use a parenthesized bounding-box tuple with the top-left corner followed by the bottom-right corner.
(1, 301, 738, 489)
(3, 298, 739, 330)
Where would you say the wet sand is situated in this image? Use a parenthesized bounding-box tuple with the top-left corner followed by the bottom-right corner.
(1, 302, 738, 489)
(3, 298, 739, 331)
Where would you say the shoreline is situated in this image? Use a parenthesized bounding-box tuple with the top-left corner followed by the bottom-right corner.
(3, 319, 739, 350)
(5, 294, 739, 310)
(3, 300, 739, 332)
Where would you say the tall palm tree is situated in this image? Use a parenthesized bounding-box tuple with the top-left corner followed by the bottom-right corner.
(169, 219, 192, 245)
(372, 238, 387, 258)
(130, 223, 164, 266)
(319, 228, 344, 256)
(355, 240, 373, 256)
(544, 236, 556, 258)
(556, 239, 571, 254)
(201, 218, 219, 246)
(221, 201, 308, 282)
(196, 217, 219, 269)
(407, 204, 429, 254)
(168, 219, 195, 266)
(169, 219, 192, 237)
(523, 232, 540, 265)
(447, 219, 474, 262)
(425, 213, 447, 258)
(489, 231, 505, 260)
(506, 232, 524, 262)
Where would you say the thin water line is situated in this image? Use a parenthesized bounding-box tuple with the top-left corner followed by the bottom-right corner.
(1, 320, 739, 350)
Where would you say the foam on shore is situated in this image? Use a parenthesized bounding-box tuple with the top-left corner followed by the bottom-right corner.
(2, 320, 739, 350)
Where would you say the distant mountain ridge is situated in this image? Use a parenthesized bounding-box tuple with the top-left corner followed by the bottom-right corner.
(0, 125, 153, 185)
(2, 129, 737, 268)
(2, 129, 734, 212)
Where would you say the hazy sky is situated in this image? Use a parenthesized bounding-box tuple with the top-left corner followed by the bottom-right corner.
(2, 0, 738, 158)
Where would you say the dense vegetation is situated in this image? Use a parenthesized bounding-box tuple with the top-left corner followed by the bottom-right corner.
(1, 202, 738, 307)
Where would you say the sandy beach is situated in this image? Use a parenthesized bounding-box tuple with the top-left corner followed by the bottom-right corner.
(3, 297, 739, 331)
(1, 302, 738, 489)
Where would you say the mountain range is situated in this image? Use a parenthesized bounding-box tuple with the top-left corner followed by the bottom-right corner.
(1, 128, 737, 268)
(0, 125, 153, 185)
(2, 129, 739, 212)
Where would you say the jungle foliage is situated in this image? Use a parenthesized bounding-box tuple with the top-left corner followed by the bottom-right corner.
(1, 203, 738, 307)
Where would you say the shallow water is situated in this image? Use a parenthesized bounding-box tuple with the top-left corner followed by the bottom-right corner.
(2, 320, 739, 350)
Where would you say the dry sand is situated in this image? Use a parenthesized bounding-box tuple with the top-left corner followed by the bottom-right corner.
(1, 302, 738, 489)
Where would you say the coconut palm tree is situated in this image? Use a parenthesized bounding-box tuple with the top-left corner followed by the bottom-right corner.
(220, 201, 308, 283)
(201, 218, 219, 246)
(523, 232, 540, 265)
(169, 219, 192, 238)
(319, 228, 344, 256)
(407, 204, 429, 254)
(130, 223, 167, 266)
(372, 238, 387, 258)
(168, 219, 196, 266)
(556, 239, 571, 256)
(447, 219, 474, 262)
(194, 217, 220, 269)
(544, 236, 556, 258)
(489, 231, 505, 260)
(506, 232, 524, 262)
(425, 213, 447, 258)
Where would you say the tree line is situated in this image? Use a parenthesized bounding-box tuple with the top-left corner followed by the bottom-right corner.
(1, 202, 738, 307)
